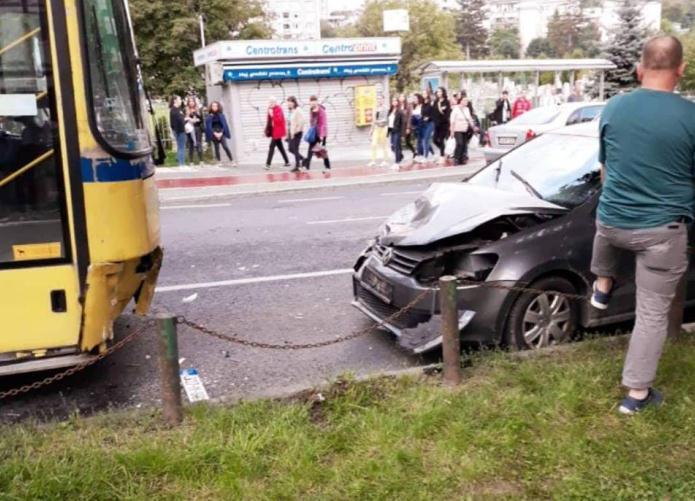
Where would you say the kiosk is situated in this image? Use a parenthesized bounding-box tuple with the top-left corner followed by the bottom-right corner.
(194, 38, 402, 163)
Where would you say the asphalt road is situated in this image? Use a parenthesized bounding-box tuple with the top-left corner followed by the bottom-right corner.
(0, 177, 465, 423)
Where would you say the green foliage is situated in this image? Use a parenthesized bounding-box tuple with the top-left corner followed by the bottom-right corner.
(601, 0, 651, 97)
(4, 336, 695, 498)
(546, 4, 600, 58)
(489, 26, 520, 59)
(456, 0, 489, 58)
(338, 0, 462, 91)
(681, 32, 695, 93)
(526, 37, 557, 58)
(129, 0, 271, 98)
(662, 0, 695, 30)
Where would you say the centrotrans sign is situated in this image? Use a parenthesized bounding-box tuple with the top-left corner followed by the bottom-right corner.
(223, 63, 398, 81)
(194, 37, 402, 66)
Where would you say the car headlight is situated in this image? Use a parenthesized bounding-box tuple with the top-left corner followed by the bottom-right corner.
(453, 253, 499, 282)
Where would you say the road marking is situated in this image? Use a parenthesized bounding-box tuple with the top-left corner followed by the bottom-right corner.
(161, 203, 232, 210)
(379, 191, 423, 197)
(278, 196, 344, 203)
(156, 268, 353, 292)
(307, 216, 388, 225)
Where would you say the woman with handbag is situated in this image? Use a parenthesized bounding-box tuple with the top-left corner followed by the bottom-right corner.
(387, 97, 404, 168)
(204, 101, 236, 166)
(184, 96, 203, 165)
(265, 97, 290, 170)
(286, 96, 305, 172)
(449, 95, 474, 166)
(304, 96, 331, 172)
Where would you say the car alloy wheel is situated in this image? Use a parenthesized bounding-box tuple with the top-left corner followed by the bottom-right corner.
(522, 292, 572, 348)
(505, 276, 579, 351)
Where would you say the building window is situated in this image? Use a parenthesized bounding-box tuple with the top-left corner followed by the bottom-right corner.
(282, 12, 290, 18)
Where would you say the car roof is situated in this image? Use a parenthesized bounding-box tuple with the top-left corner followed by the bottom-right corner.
(545, 121, 599, 138)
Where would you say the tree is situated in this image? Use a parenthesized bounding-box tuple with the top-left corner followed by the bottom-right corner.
(600, 0, 650, 97)
(338, 0, 462, 91)
(526, 37, 556, 58)
(681, 31, 695, 93)
(456, 0, 489, 58)
(546, 5, 600, 58)
(130, 0, 271, 97)
(489, 27, 520, 59)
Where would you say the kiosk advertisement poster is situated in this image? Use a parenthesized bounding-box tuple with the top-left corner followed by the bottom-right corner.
(354, 85, 377, 127)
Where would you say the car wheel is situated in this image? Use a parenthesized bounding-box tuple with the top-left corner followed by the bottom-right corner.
(505, 276, 579, 351)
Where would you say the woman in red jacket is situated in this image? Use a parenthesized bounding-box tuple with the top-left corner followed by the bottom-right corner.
(265, 97, 290, 170)
(512, 92, 533, 119)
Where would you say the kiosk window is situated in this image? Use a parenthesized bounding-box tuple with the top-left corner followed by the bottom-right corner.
(0, 1, 68, 265)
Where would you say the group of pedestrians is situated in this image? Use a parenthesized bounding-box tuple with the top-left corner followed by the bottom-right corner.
(369, 88, 483, 169)
(169, 95, 235, 167)
(264, 95, 331, 172)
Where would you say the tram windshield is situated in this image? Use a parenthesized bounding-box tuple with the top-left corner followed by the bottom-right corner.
(83, 0, 150, 154)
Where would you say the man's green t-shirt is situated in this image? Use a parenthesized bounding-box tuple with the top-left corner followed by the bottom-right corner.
(598, 88, 695, 229)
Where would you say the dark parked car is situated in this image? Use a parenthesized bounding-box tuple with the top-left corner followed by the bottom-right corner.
(352, 122, 694, 353)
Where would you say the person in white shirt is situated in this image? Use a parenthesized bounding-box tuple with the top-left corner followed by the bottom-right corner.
(449, 95, 474, 165)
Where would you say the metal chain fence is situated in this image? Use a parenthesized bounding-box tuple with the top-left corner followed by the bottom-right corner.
(0, 321, 152, 400)
(0, 276, 617, 401)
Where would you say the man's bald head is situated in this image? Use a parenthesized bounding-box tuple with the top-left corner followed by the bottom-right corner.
(641, 35, 684, 71)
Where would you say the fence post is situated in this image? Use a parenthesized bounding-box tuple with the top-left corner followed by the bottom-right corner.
(439, 275, 461, 386)
(156, 313, 183, 426)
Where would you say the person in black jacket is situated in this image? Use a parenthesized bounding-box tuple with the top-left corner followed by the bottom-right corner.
(387, 97, 405, 167)
(488, 90, 512, 125)
(421, 89, 435, 161)
(432, 87, 451, 160)
(169, 95, 186, 166)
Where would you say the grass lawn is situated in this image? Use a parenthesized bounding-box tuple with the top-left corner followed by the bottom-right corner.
(3, 335, 695, 499)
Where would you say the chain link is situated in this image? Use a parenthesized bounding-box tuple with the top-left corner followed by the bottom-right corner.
(178, 289, 431, 350)
(0, 321, 151, 400)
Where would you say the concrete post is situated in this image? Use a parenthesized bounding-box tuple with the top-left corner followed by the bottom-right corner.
(599, 71, 606, 101)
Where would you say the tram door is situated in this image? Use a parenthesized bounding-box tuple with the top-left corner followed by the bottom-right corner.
(0, 1, 82, 357)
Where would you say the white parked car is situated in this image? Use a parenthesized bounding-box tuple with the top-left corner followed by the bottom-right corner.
(484, 102, 605, 163)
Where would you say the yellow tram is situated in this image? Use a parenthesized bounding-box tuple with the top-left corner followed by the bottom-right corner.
(0, 0, 161, 374)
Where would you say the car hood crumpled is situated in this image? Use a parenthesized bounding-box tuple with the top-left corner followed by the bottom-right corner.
(379, 182, 567, 247)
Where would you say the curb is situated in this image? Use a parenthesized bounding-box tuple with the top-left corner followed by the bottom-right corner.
(156, 158, 484, 190)
(159, 162, 485, 202)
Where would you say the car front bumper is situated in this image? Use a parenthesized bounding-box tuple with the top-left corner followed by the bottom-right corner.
(352, 252, 512, 353)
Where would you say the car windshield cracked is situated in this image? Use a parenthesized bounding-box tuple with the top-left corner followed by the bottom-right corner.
(471, 131, 601, 209)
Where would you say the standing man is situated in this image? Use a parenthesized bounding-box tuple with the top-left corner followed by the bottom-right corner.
(590, 36, 695, 415)
(489, 90, 512, 125)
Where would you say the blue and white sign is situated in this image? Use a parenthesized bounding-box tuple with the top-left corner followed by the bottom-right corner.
(223, 63, 398, 82)
(194, 37, 402, 66)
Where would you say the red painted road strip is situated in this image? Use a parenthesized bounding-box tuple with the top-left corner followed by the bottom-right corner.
(155, 161, 469, 189)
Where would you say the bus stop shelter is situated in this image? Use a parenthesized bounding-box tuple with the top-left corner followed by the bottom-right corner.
(418, 58, 617, 102)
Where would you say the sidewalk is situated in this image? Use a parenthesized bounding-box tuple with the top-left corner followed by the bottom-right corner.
(156, 146, 487, 199)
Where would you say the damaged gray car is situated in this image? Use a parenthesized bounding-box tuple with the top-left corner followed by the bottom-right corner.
(352, 122, 695, 353)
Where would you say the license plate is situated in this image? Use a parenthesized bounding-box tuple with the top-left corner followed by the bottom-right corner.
(361, 267, 393, 302)
(498, 136, 517, 146)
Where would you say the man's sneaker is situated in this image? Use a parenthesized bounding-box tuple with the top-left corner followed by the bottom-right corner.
(590, 281, 614, 310)
(264, 165, 271, 171)
(618, 388, 663, 415)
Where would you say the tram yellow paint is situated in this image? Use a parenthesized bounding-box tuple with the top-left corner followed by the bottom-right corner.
(0, 0, 161, 374)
